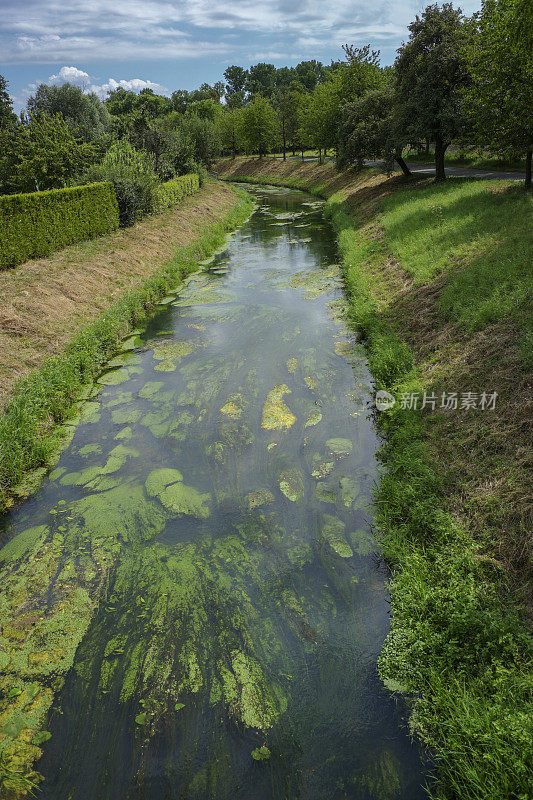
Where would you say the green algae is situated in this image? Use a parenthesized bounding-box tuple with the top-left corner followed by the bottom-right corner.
(320, 514, 354, 558)
(114, 426, 132, 441)
(245, 490, 275, 510)
(145, 469, 210, 519)
(97, 368, 130, 386)
(138, 381, 164, 399)
(111, 408, 141, 426)
(60, 445, 138, 487)
(304, 411, 322, 428)
(279, 468, 305, 502)
(326, 438, 353, 457)
(286, 358, 298, 374)
(261, 384, 297, 430)
(78, 444, 102, 457)
(348, 527, 375, 556)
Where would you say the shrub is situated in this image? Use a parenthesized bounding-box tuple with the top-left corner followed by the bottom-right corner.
(85, 141, 159, 226)
(0, 182, 119, 270)
(154, 173, 200, 212)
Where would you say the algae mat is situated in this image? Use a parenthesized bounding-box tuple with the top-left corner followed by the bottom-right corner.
(0, 188, 427, 799)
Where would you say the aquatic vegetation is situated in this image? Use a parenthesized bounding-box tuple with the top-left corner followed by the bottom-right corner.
(278, 468, 305, 502)
(304, 411, 322, 428)
(261, 384, 297, 430)
(251, 745, 271, 761)
(245, 490, 275, 509)
(320, 514, 354, 558)
(334, 340, 353, 358)
(326, 438, 353, 457)
(145, 469, 210, 519)
(286, 358, 298, 373)
(60, 445, 138, 487)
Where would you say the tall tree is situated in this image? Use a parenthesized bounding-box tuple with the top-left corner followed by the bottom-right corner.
(26, 82, 110, 142)
(395, 3, 469, 181)
(224, 66, 248, 108)
(0, 75, 17, 128)
(464, 0, 533, 188)
(338, 85, 411, 175)
(236, 96, 277, 158)
(0, 114, 93, 194)
(246, 64, 277, 99)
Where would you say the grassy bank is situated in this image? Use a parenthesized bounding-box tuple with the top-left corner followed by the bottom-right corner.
(0, 183, 254, 513)
(215, 158, 533, 799)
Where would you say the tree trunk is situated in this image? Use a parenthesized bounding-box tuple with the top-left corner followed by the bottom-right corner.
(318, 147, 322, 164)
(434, 136, 447, 182)
(425, 137, 430, 155)
(526, 148, 532, 190)
(395, 153, 411, 176)
(232, 125, 236, 159)
(301, 148, 304, 160)
(282, 118, 286, 161)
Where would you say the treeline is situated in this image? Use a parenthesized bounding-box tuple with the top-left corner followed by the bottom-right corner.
(0, 0, 531, 192)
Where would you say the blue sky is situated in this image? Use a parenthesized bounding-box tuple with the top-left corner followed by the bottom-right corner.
(0, 0, 482, 111)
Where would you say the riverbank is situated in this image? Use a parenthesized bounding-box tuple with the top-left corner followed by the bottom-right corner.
(215, 158, 533, 800)
(0, 180, 254, 511)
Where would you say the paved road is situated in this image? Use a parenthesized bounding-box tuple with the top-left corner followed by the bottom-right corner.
(283, 155, 525, 181)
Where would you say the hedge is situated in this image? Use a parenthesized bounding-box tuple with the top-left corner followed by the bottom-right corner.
(154, 173, 200, 212)
(0, 182, 119, 270)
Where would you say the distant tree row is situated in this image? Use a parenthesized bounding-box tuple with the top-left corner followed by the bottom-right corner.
(0, 0, 531, 192)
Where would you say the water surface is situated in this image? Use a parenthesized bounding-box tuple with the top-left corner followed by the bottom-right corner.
(0, 187, 427, 799)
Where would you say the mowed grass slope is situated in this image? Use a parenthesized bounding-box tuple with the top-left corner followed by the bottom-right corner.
(216, 158, 533, 800)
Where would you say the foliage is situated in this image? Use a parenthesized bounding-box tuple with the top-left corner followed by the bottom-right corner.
(0, 182, 118, 270)
(463, 0, 533, 187)
(0, 75, 17, 128)
(236, 96, 278, 157)
(153, 173, 200, 212)
(0, 113, 95, 194)
(395, 3, 470, 180)
(297, 80, 341, 155)
(26, 82, 110, 142)
(338, 85, 403, 170)
(84, 141, 159, 226)
(0, 191, 254, 509)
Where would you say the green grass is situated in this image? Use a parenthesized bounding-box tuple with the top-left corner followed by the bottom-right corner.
(225, 167, 533, 799)
(0, 188, 254, 512)
(324, 181, 533, 800)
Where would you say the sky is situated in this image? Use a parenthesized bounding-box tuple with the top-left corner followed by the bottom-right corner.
(0, 0, 482, 112)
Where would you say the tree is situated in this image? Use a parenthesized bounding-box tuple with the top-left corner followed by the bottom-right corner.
(338, 85, 411, 175)
(464, 0, 533, 188)
(26, 82, 110, 142)
(236, 96, 278, 157)
(246, 64, 277, 99)
(0, 114, 93, 194)
(395, 3, 469, 181)
(298, 80, 341, 160)
(224, 66, 248, 108)
(0, 75, 17, 128)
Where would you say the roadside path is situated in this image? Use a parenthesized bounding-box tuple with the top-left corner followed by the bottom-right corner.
(283, 155, 525, 181)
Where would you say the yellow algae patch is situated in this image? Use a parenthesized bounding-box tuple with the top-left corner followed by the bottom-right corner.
(286, 358, 298, 374)
(304, 375, 318, 390)
(220, 402, 242, 419)
(261, 384, 296, 430)
(334, 340, 353, 358)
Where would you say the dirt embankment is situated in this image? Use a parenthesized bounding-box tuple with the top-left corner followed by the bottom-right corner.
(0, 180, 237, 410)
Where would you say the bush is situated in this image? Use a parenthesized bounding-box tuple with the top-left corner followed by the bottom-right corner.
(85, 141, 159, 226)
(154, 173, 200, 212)
(0, 182, 119, 270)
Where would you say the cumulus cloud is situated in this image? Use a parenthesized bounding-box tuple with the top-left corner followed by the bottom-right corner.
(88, 77, 170, 99)
(49, 65, 90, 84)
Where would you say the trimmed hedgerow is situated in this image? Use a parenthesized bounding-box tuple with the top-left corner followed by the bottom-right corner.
(154, 173, 200, 212)
(0, 182, 119, 270)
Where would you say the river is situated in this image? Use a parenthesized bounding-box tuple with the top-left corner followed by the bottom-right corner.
(0, 186, 427, 799)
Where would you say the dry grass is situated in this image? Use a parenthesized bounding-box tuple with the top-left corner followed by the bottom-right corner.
(0, 180, 237, 410)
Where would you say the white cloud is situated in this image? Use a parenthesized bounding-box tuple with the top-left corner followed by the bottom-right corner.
(88, 77, 170, 99)
(49, 65, 90, 84)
